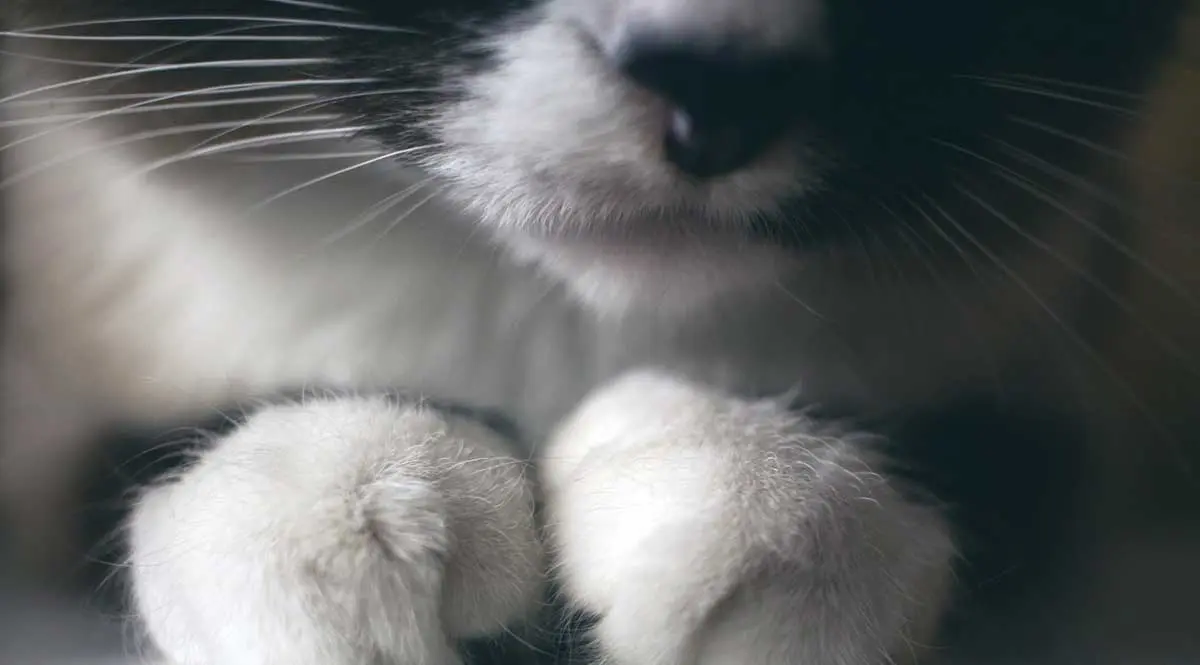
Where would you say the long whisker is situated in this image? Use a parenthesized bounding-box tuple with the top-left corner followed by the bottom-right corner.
(187, 86, 435, 155)
(377, 184, 450, 241)
(133, 127, 382, 177)
(4, 92, 151, 106)
(986, 72, 1146, 100)
(0, 49, 170, 71)
(1, 126, 378, 191)
(18, 16, 382, 102)
(313, 176, 437, 250)
(2, 78, 374, 153)
(954, 172, 1198, 373)
(10, 16, 411, 36)
(985, 137, 1138, 214)
(0, 58, 334, 106)
(228, 149, 384, 163)
(0, 115, 349, 188)
(1007, 115, 1200, 186)
(0, 31, 330, 43)
(956, 75, 1140, 117)
(906, 194, 990, 283)
(2, 91, 284, 107)
(1009, 116, 1132, 160)
(245, 146, 437, 213)
(943, 183, 1182, 451)
(121, 20, 344, 71)
(264, 0, 359, 14)
(931, 137, 1199, 308)
(0, 94, 319, 127)
(894, 195, 1006, 397)
(996, 164, 1199, 308)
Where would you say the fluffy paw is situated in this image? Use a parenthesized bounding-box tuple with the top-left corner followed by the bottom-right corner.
(128, 394, 543, 665)
(541, 370, 956, 665)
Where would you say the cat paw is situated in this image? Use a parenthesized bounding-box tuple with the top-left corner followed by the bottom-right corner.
(128, 394, 543, 665)
(541, 370, 956, 665)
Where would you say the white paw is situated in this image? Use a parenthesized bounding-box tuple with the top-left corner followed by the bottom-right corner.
(541, 370, 956, 665)
(128, 394, 543, 665)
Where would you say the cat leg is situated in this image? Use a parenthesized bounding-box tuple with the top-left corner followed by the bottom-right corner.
(542, 370, 956, 665)
(127, 393, 543, 665)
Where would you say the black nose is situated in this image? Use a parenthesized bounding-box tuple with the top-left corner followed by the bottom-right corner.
(615, 39, 804, 178)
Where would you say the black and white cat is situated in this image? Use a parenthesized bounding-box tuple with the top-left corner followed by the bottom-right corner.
(2, 0, 1199, 663)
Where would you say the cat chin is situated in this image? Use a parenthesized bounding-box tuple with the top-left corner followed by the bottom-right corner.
(502, 231, 799, 317)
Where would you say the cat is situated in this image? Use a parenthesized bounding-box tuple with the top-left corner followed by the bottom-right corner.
(2, 0, 1199, 663)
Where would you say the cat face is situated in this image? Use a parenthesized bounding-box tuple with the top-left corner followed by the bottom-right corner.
(320, 0, 1186, 306)
(7, 0, 1189, 310)
(326, 0, 1184, 223)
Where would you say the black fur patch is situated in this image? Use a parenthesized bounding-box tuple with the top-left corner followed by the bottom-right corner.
(877, 396, 1090, 659)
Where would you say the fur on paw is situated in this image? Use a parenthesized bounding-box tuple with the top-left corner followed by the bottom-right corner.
(541, 369, 956, 665)
(128, 394, 543, 665)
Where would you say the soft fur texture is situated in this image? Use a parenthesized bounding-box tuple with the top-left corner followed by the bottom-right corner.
(2, 1, 1199, 664)
(130, 395, 544, 665)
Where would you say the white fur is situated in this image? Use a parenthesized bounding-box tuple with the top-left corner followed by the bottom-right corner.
(553, 0, 828, 56)
(129, 395, 543, 665)
(428, 15, 824, 308)
(542, 370, 955, 665)
(506, 233, 800, 314)
(128, 371, 956, 665)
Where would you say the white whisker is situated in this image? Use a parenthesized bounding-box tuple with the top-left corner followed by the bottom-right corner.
(944, 183, 1180, 448)
(133, 127, 381, 176)
(3, 91, 181, 106)
(908, 196, 990, 283)
(1008, 116, 1200, 187)
(1, 79, 371, 109)
(957, 173, 1197, 371)
(0, 49, 157, 70)
(987, 138, 1125, 206)
(13, 15, 412, 35)
(1000, 169, 1198, 307)
(121, 20, 344, 70)
(377, 185, 450, 241)
(933, 136, 1200, 308)
(0, 59, 333, 106)
(1, 116, 348, 188)
(229, 150, 384, 163)
(0, 31, 330, 43)
(187, 86, 435, 155)
(1009, 116, 1127, 158)
(2, 78, 373, 153)
(989, 73, 1146, 100)
(958, 75, 1139, 116)
(894, 195, 1007, 396)
(313, 176, 435, 249)
(0, 94, 319, 127)
(264, 0, 359, 14)
(246, 146, 436, 213)
(1, 126, 375, 191)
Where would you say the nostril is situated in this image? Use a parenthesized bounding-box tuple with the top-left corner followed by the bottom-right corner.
(614, 38, 804, 178)
(664, 108, 764, 179)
